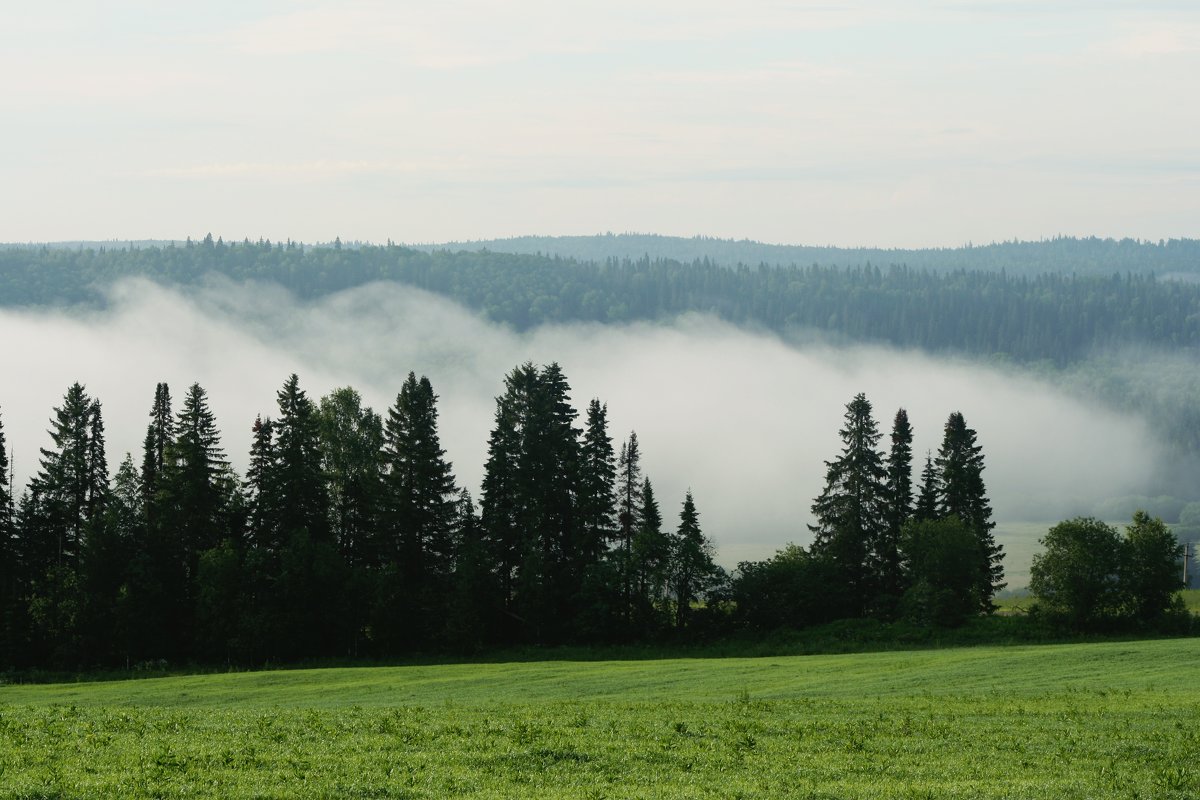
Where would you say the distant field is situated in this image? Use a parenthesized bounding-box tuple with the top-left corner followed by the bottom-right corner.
(3, 639, 1200, 798)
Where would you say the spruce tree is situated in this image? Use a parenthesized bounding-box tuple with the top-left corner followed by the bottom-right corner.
(141, 382, 173, 509)
(244, 415, 278, 549)
(273, 374, 329, 542)
(914, 451, 939, 522)
(161, 383, 232, 566)
(632, 477, 670, 630)
(669, 490, 719, 629)
(936, 412, 1004, 611)
(379, 373, 458, 645)
(578, 399, 616, 564)
(877, 408, 913, 609)
(809, 393, 887, 616)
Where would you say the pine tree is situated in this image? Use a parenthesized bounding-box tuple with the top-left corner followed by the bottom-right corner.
(809, 393, 887, 616)
(936, 412, 1004, 611)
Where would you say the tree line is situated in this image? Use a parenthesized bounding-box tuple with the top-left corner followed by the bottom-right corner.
(0, 366, 726, 670)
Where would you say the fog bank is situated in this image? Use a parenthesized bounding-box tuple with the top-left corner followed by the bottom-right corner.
(0, 279, 1162, 579)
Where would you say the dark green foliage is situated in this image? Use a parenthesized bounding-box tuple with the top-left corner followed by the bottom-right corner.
(731, 544, 844, 630)
(318, 387, 383, 568)
(809, 393, 888, 617)
(1029, 513, 1183, 630)
(913, 452, 939, 522)
(669, 491, 722, 629)
(376, 373, 458, 648)
(899, 516, 985, 627)
(1030, 518, 1127, 628)
(1121, 511, 1184, 624)
(877, 408, 913, 611)
(936, 412, 1004, 610)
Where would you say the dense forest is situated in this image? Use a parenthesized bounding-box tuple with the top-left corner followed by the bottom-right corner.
(0, 361, 1071, 670)
(0, 238, 1197, 365)
(417, 234, 1200, 278)
(3, 237, 1200, 456)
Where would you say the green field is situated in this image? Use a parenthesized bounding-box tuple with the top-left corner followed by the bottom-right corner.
(3, 639, 1200, 798)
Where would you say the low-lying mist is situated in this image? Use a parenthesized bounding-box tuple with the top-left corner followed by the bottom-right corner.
(0, 278, 1164, 582)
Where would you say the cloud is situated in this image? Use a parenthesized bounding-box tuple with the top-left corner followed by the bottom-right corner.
(0, 278, 1163, 586)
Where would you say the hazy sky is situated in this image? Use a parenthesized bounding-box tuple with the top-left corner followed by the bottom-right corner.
(3, 1, 1198, 246)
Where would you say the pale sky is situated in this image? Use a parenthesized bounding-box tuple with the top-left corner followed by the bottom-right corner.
(3, 1, 1198, 247)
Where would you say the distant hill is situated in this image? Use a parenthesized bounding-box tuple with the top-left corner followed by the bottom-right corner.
(416, 234, 1200, 278)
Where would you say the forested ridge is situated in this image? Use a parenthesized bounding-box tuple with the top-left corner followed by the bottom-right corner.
(2, 237, 1199, 367)
(5, 236, 1200, 457)
(418, 233, 1200, 278)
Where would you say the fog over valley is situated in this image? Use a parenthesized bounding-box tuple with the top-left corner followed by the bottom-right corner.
(0, 279, 1162, 583)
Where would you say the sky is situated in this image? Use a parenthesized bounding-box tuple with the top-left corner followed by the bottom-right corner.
(2, 1, 1198, 247)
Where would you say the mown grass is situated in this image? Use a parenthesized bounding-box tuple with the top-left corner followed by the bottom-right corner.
(3, 638, 1200, 798)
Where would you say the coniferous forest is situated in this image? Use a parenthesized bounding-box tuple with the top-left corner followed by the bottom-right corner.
(0, 362, 1032, 671)
(4, 238, 1200, 457)
(0, 238, 1194, 671)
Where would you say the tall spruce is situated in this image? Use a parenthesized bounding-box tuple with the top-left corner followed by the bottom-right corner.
(273, 374, 329, 542)
(914, 451, 939, 522)
(936, 412, 1004, 611)
(161, 383, 232, 567)
(244, 415, 278, 551)
(877, 408, 914, 608)
(140, 382, 173, 509)
(30, 383, 106, 573)
(578, 399, 616, 564)
(479, 363, 585, 641)
(669, 490, 719, 629)
(809, 393, 887, 616)
(379, 373, 458, 644)
(632, 477, 670, 629)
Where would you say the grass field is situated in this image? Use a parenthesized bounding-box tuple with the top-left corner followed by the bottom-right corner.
(3, 639, 1200, 798)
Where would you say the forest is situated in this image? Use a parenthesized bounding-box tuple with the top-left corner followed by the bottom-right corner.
(4, 238, 1200, 457)
(0, 359, 1186, 672)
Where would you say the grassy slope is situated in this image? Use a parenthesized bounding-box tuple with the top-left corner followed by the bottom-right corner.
(3, 639, 1197, 708)
(3, 639, 1200, 798)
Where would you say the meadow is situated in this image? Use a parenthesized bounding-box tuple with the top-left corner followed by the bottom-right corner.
(3, 639, 1199, 798)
